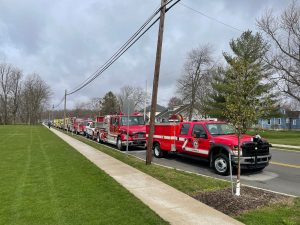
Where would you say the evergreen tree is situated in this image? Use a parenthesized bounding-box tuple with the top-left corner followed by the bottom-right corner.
(100, 91, 119, 115)
(204, 66, 227, 119)
(207, 31, 277, 131)
(207, 31, 277, 196)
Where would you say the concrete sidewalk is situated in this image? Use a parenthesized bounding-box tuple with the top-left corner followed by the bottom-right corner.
(50, 128, 243, 225)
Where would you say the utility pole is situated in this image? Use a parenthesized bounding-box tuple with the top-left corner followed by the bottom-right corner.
(144, 80, 147, 122)
(146, 0, 167, 165)
(64, 89, 67, 130)
(52, 104, 54, 122)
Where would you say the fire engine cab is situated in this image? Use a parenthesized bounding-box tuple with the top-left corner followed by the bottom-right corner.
(95, 113, 146, 150)
(146, 115, 272, 175)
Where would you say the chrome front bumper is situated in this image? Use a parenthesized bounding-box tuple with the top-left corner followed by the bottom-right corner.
(232, 154, 272, 165)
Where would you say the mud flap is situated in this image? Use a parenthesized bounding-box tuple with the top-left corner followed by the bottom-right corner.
(171, 144, 176, 152)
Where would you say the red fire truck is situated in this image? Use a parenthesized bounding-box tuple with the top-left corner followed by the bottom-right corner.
(146, 116, 272, 175)
(95, 113, 146, 150)
(70, 118, 85, 134)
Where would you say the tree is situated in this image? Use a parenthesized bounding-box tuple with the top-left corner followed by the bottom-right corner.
(212, 31, 277, 196)
(21, 74, 51, 124)
(117, 85, 148, 112)
(0, 63, 23, 124)
(257, 1, 300, 103)
(177, 45, 214, 120)
(204, 66, 227, 119)
(88, 97, 102, 113)
(101, 91, 119, 115)
(10, 68, 22, 124)
(167, 96, 183, 108)
(0, 63, 13, 124)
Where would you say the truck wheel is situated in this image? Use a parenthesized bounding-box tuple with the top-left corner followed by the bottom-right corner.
(117, 138, 125, 151)
(153, 143, 163, 158)
(213, 153, 230, 176)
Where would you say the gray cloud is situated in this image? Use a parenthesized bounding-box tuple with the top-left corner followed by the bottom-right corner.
(0, 0, 294, 108)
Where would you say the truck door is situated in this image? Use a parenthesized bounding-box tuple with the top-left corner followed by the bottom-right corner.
(109, 117, 119, 135)
(110, 117, 116, 134)
(176, 123, 191, 153)
(183, 124, 210, 157)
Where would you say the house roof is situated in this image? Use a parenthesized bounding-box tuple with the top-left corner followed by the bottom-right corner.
(140, 104, 166, 113)
(286, 110, 300, 118)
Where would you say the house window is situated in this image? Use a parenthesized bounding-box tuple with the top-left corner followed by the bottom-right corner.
(278, 118, 281, 125)
(293, 120, 296, 126)
(286, 118, 290, 123)
(267, 119, 271, 125)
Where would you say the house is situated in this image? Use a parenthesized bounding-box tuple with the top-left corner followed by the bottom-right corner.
(258, 109, 300, 130)
(140, 104, 166, 120)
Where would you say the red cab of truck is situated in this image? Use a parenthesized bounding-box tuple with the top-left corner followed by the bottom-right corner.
(96, 113, 146, 150)
(72, 118, 84, 134)
(146, 118, 272, 175)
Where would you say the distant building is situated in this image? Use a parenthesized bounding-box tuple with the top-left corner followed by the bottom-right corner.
(258, 109, 300, 130)
(140, 104, 166, 120)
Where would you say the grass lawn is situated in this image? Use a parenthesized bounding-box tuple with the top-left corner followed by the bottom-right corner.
(60, 128, 300, 225)
(247, 129, 300, 147)
(0, 125, 167, 225)
(64, 131, 230, 195)
(236, 198, 300, 225)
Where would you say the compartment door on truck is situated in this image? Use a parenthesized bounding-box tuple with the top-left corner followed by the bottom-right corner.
(176, 123, 191, 152)
(182, 124, 210, 157)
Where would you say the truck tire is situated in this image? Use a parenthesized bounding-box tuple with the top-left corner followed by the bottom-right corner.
(153, 143, 163, 158)
(117, 138, 125, 151)
(213, 153, 230, 176)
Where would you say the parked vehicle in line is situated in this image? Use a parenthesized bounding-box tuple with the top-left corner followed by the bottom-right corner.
(95, 113, 146, 150)
(82, 119, 94, 137)
(70, 118, 84, 134)
(146, 115, 272, 175)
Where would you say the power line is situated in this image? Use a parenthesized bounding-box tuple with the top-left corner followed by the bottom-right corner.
(67, 0, 180, 96)
(179, 2, 243, 32)
(68, 4, 164, 94)
(67, 16, 161, 96)
(53, 96, 65, 109)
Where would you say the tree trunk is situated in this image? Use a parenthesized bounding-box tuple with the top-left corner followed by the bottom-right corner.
(235, 129, 241, 196)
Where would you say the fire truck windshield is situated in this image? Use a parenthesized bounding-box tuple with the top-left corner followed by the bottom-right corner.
(205, 123, 235, 136)
(120, 116, 145, 126)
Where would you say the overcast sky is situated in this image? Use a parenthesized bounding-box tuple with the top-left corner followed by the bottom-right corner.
(0, 0, 292, 109)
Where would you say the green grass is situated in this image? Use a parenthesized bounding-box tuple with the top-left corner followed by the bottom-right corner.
(236, 198, 300, 225)
(0, 125, 167, 225)
(248, 129, 300, 147)
(64, 130, 230, 195)
(60, 128, 300, 225)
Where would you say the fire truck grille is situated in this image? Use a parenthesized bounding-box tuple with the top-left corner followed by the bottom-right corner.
(242, 142, 270, 157)
(133, 133, 145, 139)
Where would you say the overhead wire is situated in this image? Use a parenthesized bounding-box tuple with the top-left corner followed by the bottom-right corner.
(53, 96, 65, 109)
(68, 4, 163, 93)
(67, 0, 178, 96)
(179, 2, 243, 32)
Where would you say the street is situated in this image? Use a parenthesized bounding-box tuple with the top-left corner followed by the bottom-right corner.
(126, 147, 300, 196)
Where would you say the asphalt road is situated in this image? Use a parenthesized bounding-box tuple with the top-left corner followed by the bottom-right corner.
(126, 147, 300, 196)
